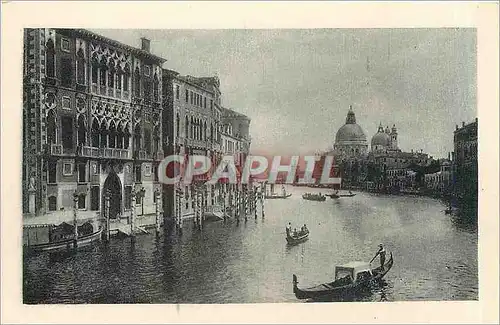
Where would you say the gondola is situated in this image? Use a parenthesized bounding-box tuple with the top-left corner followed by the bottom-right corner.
(24, 227, 103, 253)
(292, 252, 393, 300)
(286, 228, 309, 245)
(302, 193, 326, 202)
(326, 192, 356, 199)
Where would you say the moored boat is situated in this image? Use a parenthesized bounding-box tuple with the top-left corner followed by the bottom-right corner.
(326, 191, 356, 199)
(302, 193, 326, 201)
(23, 221, 103, 253)
(292, 252, 393, 300)
(265, 193, 292, 199)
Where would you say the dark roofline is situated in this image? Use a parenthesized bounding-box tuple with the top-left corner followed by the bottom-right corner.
(454, 118, 478, 133)
(163, 70, 216, 94)
(221, 106, 251, 121)
(67, 29, 167, 64)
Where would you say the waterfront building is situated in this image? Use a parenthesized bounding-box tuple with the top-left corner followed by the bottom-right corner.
(424, 159, 452, 196)
(452, 119, 478, 213)
(162, 70, 223, 222)
(23, 29, 166, 225)
(220, 106, 251, 168)
(162, 70, 251, 225)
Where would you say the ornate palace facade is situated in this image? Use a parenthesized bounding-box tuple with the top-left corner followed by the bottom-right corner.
(23, 29, 166, 223)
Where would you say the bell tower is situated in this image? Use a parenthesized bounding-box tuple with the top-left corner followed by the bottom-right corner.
(390, 124, 398, 150)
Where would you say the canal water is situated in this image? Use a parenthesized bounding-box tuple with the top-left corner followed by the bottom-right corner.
(23, 186, 478, 304)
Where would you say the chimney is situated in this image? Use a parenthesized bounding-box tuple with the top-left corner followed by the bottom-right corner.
(141, 37, 151, 53)
(455, 124, 458, 130)
(475, 117, 478, 123)
(462, 121, 465, 127)
(448, 152, 451, 160)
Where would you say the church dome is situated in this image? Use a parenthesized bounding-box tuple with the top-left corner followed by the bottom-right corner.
(335, 106, 367, 143)
(371, 124, 391, 147)
(336, 124, 367, 143)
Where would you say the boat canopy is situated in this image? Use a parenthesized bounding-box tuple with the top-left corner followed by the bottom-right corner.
(334, 261, 372, 279)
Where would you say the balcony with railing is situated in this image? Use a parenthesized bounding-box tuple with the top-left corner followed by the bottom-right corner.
(186, 138, 208, 149)
(133, 150, 155, 161)
(78, 145, 131, 159)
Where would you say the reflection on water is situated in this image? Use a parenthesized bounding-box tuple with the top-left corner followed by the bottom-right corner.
(24, 187, 478, 304)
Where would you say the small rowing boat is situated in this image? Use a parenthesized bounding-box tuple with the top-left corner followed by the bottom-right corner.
(265, 193, 292, 199)
(286, 228, 309, 245)
(286, 225, 309, 245)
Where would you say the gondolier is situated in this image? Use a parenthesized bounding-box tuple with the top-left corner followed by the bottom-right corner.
(371, 243, 386, 269)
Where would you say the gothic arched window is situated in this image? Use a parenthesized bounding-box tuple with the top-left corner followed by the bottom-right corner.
(116, 68, 122, 91)
(108, 63, 115, 89)
(108, 121, 116, 148)
(91, 57, 99, 85)
(123, 124, 130, 149)
(153, 73, 159, 102)
(48, 196, 57, 211)
(134, 125, 142, 150)
(99, 63, 107, 87)
(123, 64, 130, 92)
(47, 110, 56, 144)
(116, 124, 124, 149)
(99, 122, 107, 148)
(176, 114, 180, 138)
(76, 49, 86, 85)
(78, 194, 86, 209)
(134, 67, 141, 97)
(144, 128, 152, 154)
(77, 115, 86, 147)
(91, 119, 99, 147)
(46, 39, 55, 78)
(190, 117, 194, 139)
(152, 127, 159, 154)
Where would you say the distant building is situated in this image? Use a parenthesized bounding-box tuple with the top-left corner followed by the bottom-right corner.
(452, 119, 478, 213)
(330, 106, 434, 190)
(333, 106, 368, 159)
(371, 123, 399, 152)
(424, 159, 452, 195)
(220, 106, 251, 168)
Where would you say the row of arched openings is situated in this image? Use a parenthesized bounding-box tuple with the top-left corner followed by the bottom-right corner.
(46, 110, 159, 154)
(178, 114, 217, 142)
(46, 37, 160, 100)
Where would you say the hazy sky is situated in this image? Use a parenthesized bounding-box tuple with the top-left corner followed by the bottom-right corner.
(95, 28, 476, 158)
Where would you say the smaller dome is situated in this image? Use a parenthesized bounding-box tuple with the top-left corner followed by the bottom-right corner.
(371, 132, 390, 147)
(371, 124, 390, 147)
